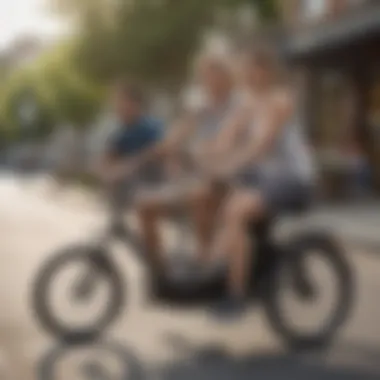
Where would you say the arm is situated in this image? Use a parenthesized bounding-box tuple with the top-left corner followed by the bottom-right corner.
(96, 115, 196, 181)
(212, 104, 251, 157)
(129, 113, 197, 169)
(94, 152, 119, 183)
(195, 101, 251, 167)
(165, 113, 198, 151)
(224, 93, 293, 175)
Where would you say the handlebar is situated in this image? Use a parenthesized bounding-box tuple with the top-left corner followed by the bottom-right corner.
(176, 147, 233, 188)
(100, 147, 233, 213)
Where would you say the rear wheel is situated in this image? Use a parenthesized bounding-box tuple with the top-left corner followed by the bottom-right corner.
(263, 232, 354, 351)
(32, 245, 124, 343)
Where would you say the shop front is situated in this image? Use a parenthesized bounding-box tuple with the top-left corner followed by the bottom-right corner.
(285, 3, 380, 198)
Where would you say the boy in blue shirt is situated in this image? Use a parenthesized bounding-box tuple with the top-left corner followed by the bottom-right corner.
(101, 82, 163, 181)
(98, 81, 164, 270)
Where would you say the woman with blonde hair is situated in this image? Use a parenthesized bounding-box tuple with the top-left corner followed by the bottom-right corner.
(206, 44, 315, 318)
(138, 52, 242, 273)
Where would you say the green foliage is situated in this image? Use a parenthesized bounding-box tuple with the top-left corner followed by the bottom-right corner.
(56, 0, 279, 87)
(0, 68, 51, 141)
(0, 0, 279, 143)
(242, 0, 279, 21)
(33, 43, 105, 129)
(0, 42, 105, 142)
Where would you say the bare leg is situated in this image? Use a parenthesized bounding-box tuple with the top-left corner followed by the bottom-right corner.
(138, 180, 225, 270)
(211, 189, 265, 318)
(138, 203, 165, 273)
(187, 184, 225, 264)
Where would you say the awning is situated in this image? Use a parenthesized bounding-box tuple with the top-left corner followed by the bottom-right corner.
(285, 4, 380, 59)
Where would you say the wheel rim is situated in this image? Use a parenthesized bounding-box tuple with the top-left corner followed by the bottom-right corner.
(34, 249, 123, 339)
(267, 244, 353, 344)
(280, 252, 342, 336)
(49, 260, 113, 329)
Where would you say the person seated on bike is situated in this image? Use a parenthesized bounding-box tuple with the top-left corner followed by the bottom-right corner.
(137, 53, 241, 272)
(97, 80, 164, 264)
(205, 44, 315, 319)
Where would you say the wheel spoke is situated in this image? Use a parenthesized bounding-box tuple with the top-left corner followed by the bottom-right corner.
(33, 246, 124, 341)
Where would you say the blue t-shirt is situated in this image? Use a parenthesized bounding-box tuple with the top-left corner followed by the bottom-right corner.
(109, 116, 163, 158)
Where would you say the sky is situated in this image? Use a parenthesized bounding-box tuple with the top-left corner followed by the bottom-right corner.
(0, 0, 66, 50)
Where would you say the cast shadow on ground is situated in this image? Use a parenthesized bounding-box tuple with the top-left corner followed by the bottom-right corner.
(37, 335, 380, 380)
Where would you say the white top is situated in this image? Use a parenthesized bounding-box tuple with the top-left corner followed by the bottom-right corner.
(247, 91, 316, 184)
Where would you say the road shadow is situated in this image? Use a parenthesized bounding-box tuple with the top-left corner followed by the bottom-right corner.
(37, 335, 380, 380)
(154, 333, 380, 380)
(38, 340, 147, 380)
(156, 346, 380, 380)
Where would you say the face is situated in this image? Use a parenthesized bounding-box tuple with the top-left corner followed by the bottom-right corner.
(199, 62, 231, 100)
(243, 56, 272, 91)
(113, 91, 141, 123)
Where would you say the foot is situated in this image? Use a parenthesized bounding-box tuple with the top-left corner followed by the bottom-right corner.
(211, 296, 247, 322)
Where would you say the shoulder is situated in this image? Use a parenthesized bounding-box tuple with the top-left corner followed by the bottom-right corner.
(138, 116, 161, 128)
(110, 124, 128, 141)
(141, 116, 164, 138)
(145, 115, 162, 125)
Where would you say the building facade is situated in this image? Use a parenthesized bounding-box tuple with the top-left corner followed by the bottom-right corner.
(281, 0, 380, 197)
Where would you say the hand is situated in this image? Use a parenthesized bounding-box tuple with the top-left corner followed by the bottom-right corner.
(190, 146, 220, 170)
(101, 161, 136, 184)
(207, 160, 238, 181)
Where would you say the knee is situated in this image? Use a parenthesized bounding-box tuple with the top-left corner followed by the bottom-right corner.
(138, 201, 160, 221)
(188, 186, 213, 211)
(223, 195, 261, 226)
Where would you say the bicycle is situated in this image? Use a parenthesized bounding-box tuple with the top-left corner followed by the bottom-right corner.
(32, 150, 355, 350)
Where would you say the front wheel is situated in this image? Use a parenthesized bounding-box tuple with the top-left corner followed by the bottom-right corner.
(263, 232, 354, 351)
(32, 244, 125, 343)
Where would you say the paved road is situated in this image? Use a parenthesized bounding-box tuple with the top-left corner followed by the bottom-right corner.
(1, 174, 380, 380)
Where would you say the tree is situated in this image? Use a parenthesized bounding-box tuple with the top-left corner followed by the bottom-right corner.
(0, 42, 105, 143)
(0, 68, 55, 142)
(48, 0, 280, 89)
(1, 0, 280, 143)
(33, 42, 105, 130)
